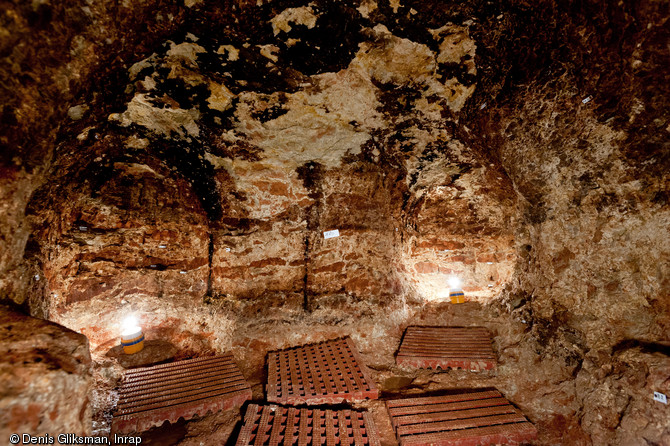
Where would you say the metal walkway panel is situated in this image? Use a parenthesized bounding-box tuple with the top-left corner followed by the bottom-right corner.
(267, 337, 379, 405)
(112, 354, 252, 433)
(386, 390, 538, 446)
(236, 404, 381, 446)
(396, 326, 497, 371)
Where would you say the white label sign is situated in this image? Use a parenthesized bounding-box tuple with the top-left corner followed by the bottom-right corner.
(323, 229, 340, 239)
(653, 392, 667, 404)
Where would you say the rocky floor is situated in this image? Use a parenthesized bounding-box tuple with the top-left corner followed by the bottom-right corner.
(89, 300, 574, 445)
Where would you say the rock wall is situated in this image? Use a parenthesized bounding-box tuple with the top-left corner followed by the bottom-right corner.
(16, 0, 509, 342)
(209, 161, 400, 309)
(398, 141, 518, 302)
(0, 0, 189, 308)
(0, 306, 92, 439)
(0, 171, 38, 307)
(34, 161, 210, 310)
(476, 80, 670, 445)
(498, 84, 669, 351)
(459, 1, 670, 442)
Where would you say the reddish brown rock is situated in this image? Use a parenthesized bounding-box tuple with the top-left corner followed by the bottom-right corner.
(414, 262, 439, 274)
(0, 306, 92, 439)
(211, 222, 306, 299)
(417, 240, 466, 250)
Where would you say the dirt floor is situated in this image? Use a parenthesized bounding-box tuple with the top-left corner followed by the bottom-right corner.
(91, 300, 558, 445)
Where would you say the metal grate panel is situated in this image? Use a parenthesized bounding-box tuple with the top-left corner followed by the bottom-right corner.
(396, 326, 496, 371)
(111, 354, 252, 434)
(267, 337, 379, 405)
(236, 404, 381, 446)
(386, 389, 538, 446)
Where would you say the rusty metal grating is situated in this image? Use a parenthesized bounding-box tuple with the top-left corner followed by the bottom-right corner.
(236, 404, 381, 446)
(396, 326, 496, 371)
(386, 389, 538, 446)
(267, 337, 379, 405)
(112, 354, 252, 434)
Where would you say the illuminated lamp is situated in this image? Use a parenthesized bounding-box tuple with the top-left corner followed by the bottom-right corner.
(120, 315, 144, 354)
(448, 277, 465, 304)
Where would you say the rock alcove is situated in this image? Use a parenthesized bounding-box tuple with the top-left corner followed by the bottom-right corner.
(0, 0, 668, 444)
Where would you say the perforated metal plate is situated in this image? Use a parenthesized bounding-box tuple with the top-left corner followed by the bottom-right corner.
(267, 337, 379, 405)
(386, 389, 538, 446)
(112, 354, 252, 434)
(236, 404, 381, 446)
(396, 326, 496, 371)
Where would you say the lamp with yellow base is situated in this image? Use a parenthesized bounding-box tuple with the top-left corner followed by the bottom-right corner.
(448, 277, 465, 304)
(120, 315, 144, 354)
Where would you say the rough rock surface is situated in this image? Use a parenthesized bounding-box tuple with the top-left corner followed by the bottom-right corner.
(0, 0, 668, 444)
(0, 305, 92, 439)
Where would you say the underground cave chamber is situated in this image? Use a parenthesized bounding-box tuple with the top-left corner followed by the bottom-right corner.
(0, 0, 668, 445)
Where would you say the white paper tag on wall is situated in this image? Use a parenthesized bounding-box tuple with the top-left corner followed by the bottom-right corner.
(653, 392, 667, 404)
(323, 229, 340, 239)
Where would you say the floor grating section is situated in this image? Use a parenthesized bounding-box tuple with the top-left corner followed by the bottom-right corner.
(112, 354, 252, 434)
(267, 337, 380, 405)
(236, 404, 381, 446)
(386, 389, 538, 446)
(396, 326, 497, 371)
